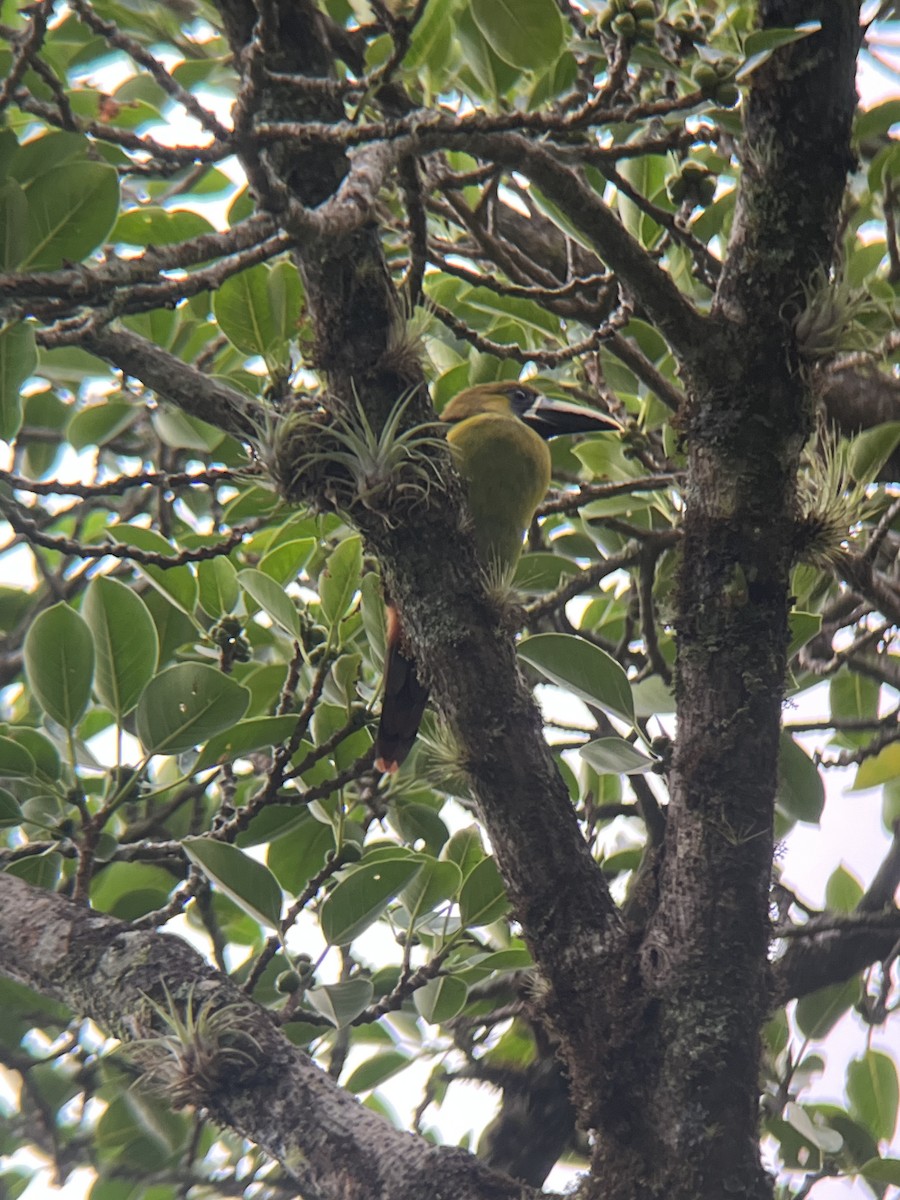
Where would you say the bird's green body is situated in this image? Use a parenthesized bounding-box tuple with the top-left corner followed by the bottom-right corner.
(447, 410, 551, 576)
(374, 380, 619, 773)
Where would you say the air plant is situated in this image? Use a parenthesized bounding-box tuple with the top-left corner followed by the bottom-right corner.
(257, 387, 450, 525)
(124, 984, 264, 1108)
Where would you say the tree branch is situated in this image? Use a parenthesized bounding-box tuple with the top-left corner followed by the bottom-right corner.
(0, 873, 536, 1200)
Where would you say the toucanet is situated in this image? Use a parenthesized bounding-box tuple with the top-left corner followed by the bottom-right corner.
(373, 380, 620, 773)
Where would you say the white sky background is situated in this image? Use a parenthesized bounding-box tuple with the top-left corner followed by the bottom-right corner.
(1, 14, 899, 1200)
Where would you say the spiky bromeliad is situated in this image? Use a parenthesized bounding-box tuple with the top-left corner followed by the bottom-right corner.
(373, 380, 620, 773)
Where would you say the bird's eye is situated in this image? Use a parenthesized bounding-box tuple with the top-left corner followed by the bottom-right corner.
(509, 388, 532, 412)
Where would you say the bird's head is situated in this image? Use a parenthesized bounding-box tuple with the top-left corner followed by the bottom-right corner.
(441, 381, 620, 439)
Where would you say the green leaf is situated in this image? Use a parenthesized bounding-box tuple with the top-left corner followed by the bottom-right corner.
(519, 633, 634, 724)
(787, 611, 822, 658)
(183, 837, 283, 929)
(114, 525, 199, 618)
(581, 737, 657, 775)
(795, 976, 859, 1039)
(320, 856, 423, 945)
(848, 1052, 899, 1145)
(0, 320, 37, 440)
(852, 743, 900, 792)
(401, 858, 462, 920)
(441, 825, 485, 877)
(90, 861, 175, 921)
(83, 576, 158, 718)
(776, 733, 824, 824)
(238, 567, 300, 637)
(824, 864, 863, 914)
(306, 978, 374, 1028)
(213, 264, 283, 362)
(849, 421, 900, 483)
(67, 400, 136, 450)
(738, 22, 822, 79)
(459, 856, 509, 928)
(414, 975, 468, 1024)
(860, 1159, 900, 1186)
(0, 786, 23, 824)
(345, 1049, 411, 1093)
(197, 557, 239, 618)
(319, 536, 362, 627)
(112, 205, 215, 246)
(0, 737, 36, 780)
(266, 259, 303, 346)
(135, 663, 249, 756)
(258, 537, 315, 586)
(0, 178, 27, 269)
(23, 160, 119, 269)
(469, 0, 564, 71)
(24, 602, 94, 729)
(830, 672, 879, 723)
(151, 407, 224, 452)
(194, 714, 299, 771)
(8, 728, 59, 781)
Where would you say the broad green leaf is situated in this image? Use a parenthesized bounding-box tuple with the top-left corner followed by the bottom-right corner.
(513, 552, 579, 594)
(197, 557, 239, 618)
(414, 975, 468, 1024)
(0, 787, 23, 824)
(459, 856, 509, 928)
(320, 857, 423, 945)
(319, 536, 362, 626)
(345, 1050, 411, 1093)
(266, 260, 303, 346)
(519, 633, 634, 724)
(238, 567, 300, 637)
(581, 737, 657, 775)
(0, 737, 36, 780)
(0, 320, 37, 440)
(258, 538, 315, 586)
(7, 728, 59, 781)
(23, 160, 119, 269)
(266, 811, 335, 893)
(213, 264, 282, 361)
(737, 22, 822, 79)
(441, 825, 485, 877)
(795, 976, 859, 1039)
(67, 400, 136, 450)
(194, 714, 299, 771)
(115, 525, 199, 618)
(824, 864, 864, 914)
(776, 733, 824, 824)
(469, 0, 564, 72)
(0, 178, 27, 269)
(135, 663, 249, 756)
(783, 1102, 843, 1154)
(183, 836, 283, 929)
(830, 672, 879, 723)
(852, 743, 900, 792)
(83, 576, 158, 718)
(860, 1160, 900, 1186)
(848, 1052, 899, 1145)
(90, 862, 175, 921)
(306, 978, 374, 1028)
(24, 602, 94, 729)
(151, 407, 224, 452)
(112, 205, 215, 246)
(401, 858, 462, 920)
(787, 611, 822, 659)
(849, 421, 900, 482)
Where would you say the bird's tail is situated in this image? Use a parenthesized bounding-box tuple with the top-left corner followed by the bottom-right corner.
(373, 605, 429, 773)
